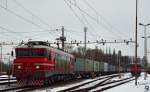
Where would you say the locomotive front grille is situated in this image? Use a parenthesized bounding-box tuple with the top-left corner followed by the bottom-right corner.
(23, 63, 33, 73)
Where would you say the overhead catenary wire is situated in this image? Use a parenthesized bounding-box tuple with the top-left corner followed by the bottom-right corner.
(0, 0, 133, 48)
(0, 25, 23, 39)
(6, 0, 92, 43)
(64, 0, 125, 43)
(0, 29, 57, 33)
(67, 0, 125, 40)
(64, 0, 94, 43)
(68, 0, 127, 40)
(0, 25, 59, 41)
(13, 0, 50, 27)
(0, 4, 49, 32)
(0, 31, 19, 40)
(65, 29, 93, 41)
(64, 0, 86, 26)
(64, 0, 100, 40)
(13, 0, 68, 41)
(83, 0, 129, 38)
(0, 1, 62, 43)
(77, 7, 99, 39)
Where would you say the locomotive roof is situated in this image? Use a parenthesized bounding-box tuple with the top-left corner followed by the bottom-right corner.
(16, 41, 51, 48)
(16, 41, 74, 57)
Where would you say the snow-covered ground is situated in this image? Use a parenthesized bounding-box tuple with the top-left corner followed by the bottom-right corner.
(105, 73, 150, 92)
(0, 75, 15, 79)
(0, 74, 16, 83)
(35, 73, 150, 92)
(2, 73, 150, 92)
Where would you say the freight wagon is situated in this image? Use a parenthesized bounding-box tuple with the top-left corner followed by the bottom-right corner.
(75, 58, 118, 77)
(75, 58, 100, 78)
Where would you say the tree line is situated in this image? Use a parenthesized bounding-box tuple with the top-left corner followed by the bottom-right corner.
(71, 46, 141, 70)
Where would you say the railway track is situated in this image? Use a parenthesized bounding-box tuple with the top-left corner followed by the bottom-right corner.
(0, 77, 17, 85)
(58, 74, 118, 92)
(57, 75, 133, 92)
(93, 78, 134, 92)
(0, 81, 17, 86)
(72, 77, 134, 92)
(0, 74, 130, 92)
(0, 78, 16, 81)
(0, 85, 37, 92)
(28, 74, 121, 92)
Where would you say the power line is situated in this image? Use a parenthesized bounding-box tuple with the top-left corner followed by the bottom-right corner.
(64, 0, 97, 41)
(72, 1, 98, 38)
(0, 25, 57, 40)
(65, 0, 102, 40)
(83, 0, 129, 38)
(77, 8, 99, 39)
(0, 2, 60, 42)
(68, 0, 125, 40)
(0, 25, 22, 39)
(64, 0, 86, 26)
(0, 29, 56, 33)
(13, 0, 50, 27)
(65, 0, 118, 41)
(65, 28, 94, 40)
(0, 4, 49, 31)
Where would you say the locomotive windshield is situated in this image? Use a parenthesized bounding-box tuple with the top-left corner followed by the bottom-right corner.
(16, 49, 47, 58)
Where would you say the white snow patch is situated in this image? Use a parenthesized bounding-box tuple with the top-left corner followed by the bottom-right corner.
(0, 80, 17, 83)
(0, 75, 15, 79)
(105, 73, 150, 92)
(34, 75, 114, 92)
(34, 73, 149, 92)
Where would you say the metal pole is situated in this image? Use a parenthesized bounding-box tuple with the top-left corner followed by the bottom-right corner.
(139, 23, 150, 80)
(8, 54, 10, 86)
(0, 45, 2, 74)
(62, 26, 65, 51)
(84, 27, 87, 71)
(84, 27, 87, 55)
(144, 25, 148, 80)
(135, 0, 138, 85)
(118, 51, 121, 78)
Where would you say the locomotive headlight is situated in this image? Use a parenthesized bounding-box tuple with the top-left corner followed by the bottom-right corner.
(17, 65, 21, 69)
(35, 65, 40, 69)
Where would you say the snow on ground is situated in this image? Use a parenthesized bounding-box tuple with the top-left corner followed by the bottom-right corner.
(34, 75, 115, 92)
(90, 73, 133, 92)
(110, 73, 132, 81)
(35, 77, 102, 92)
(34, 73, 150, 92)
(105, 73, 150, 92)
(2, 73, 149, 92)
(0, 75, 15, 79)
(0, 80, 17, 83)
(34, 73, 130, 92)
(75, 78, 110, 90)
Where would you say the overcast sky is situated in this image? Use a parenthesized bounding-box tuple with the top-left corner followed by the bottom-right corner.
(0, 0, 150, 62)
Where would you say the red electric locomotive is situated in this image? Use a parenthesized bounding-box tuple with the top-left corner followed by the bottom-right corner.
(12, 41, 75, 85)
(130, 64, 141, 77)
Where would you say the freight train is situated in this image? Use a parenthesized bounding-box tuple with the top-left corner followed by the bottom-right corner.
(11, 41, 118, 86)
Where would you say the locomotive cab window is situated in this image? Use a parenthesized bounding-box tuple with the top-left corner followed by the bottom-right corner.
(16, 48, 48, 58)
